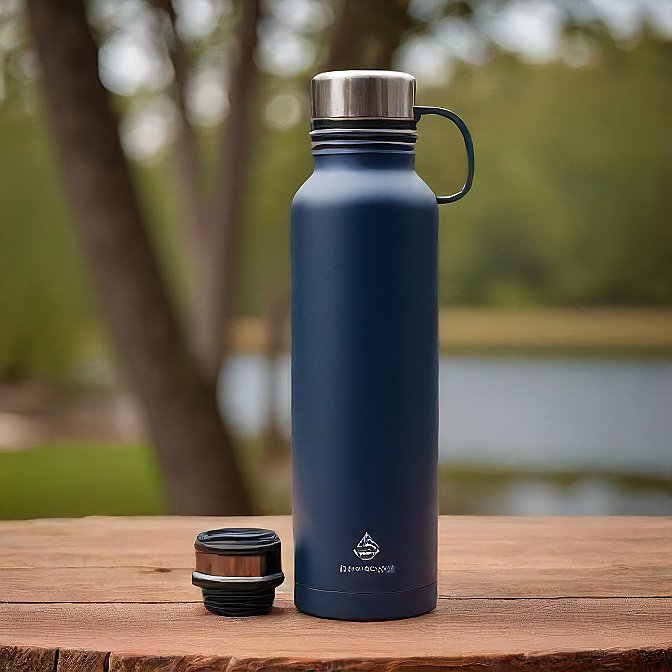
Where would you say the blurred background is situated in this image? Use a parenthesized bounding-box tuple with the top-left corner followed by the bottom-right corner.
(0, 0, 670, 519)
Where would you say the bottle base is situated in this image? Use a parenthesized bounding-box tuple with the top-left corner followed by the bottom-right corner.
(294, 582, 437, 621)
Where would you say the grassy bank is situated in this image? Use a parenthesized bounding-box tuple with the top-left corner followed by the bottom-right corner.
(231, 308, 672, 357)
(0, 443, 165, 519)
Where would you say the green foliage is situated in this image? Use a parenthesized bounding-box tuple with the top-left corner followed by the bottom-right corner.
(0, 100, 94, 380)
(418, 39, 672, 306)
(244, 39, 672, 311)
(0, 39, 670, 380)
(0, 443, 165, 519)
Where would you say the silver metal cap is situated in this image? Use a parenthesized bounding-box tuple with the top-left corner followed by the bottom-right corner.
(311, 70, 416, 120)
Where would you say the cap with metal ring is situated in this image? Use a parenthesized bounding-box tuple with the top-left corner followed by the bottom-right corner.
(311, 70, 416, 120)
(192, 528, 284, 616)
(309, 69, 475, 204)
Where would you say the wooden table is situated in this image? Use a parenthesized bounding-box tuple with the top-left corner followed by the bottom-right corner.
(1, 516, 670, 671)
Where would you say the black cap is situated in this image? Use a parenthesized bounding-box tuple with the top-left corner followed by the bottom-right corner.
(192, 528, 284, 616)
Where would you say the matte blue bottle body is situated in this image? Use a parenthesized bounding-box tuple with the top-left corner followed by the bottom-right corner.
(291, 149, 439, 620)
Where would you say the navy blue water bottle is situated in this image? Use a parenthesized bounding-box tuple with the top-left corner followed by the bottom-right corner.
(291, 70, 474, 620)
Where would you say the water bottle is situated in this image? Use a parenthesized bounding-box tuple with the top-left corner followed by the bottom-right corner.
(291, 70, 474, 620)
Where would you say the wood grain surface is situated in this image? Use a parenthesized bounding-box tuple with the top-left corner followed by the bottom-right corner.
(0, 516, 670, 671)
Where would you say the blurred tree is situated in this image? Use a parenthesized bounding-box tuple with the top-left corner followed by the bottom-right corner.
(26, 0, 252, 514)
(261, 286, 288, 462)
(154, 0, 262, 385)
(17, 0, 423, 503)
(324, 0, 412, 70)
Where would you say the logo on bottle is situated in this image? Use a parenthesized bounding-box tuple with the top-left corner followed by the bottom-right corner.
(353, 532, 380, 561)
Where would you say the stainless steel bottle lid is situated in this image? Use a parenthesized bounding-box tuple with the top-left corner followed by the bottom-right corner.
(311, 70, 416, 120)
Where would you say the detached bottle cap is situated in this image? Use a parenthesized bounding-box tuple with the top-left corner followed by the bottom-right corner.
(192, 528, 284, 616)
(311, 70, 416, 120)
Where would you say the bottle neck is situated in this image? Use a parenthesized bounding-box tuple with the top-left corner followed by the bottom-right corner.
(312, 149, 415, 170)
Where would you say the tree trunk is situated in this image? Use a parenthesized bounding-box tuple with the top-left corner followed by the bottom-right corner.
(192, 0, 261, 385)
(262, 289, 289, 462)
(323, 0, 368, 69)
(369, 0, 413, 70)
(26, 0, 252, 515)
(156, 0, 206, 298)
(325, 0, 411, 71)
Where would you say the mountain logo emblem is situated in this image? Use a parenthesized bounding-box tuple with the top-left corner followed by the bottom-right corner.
(353, 532, 380, 561)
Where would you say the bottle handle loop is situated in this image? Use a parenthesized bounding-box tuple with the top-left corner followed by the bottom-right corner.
(413, 106, 474, 204)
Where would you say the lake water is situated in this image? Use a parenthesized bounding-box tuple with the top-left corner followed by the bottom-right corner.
(219, 355, 672, 514)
